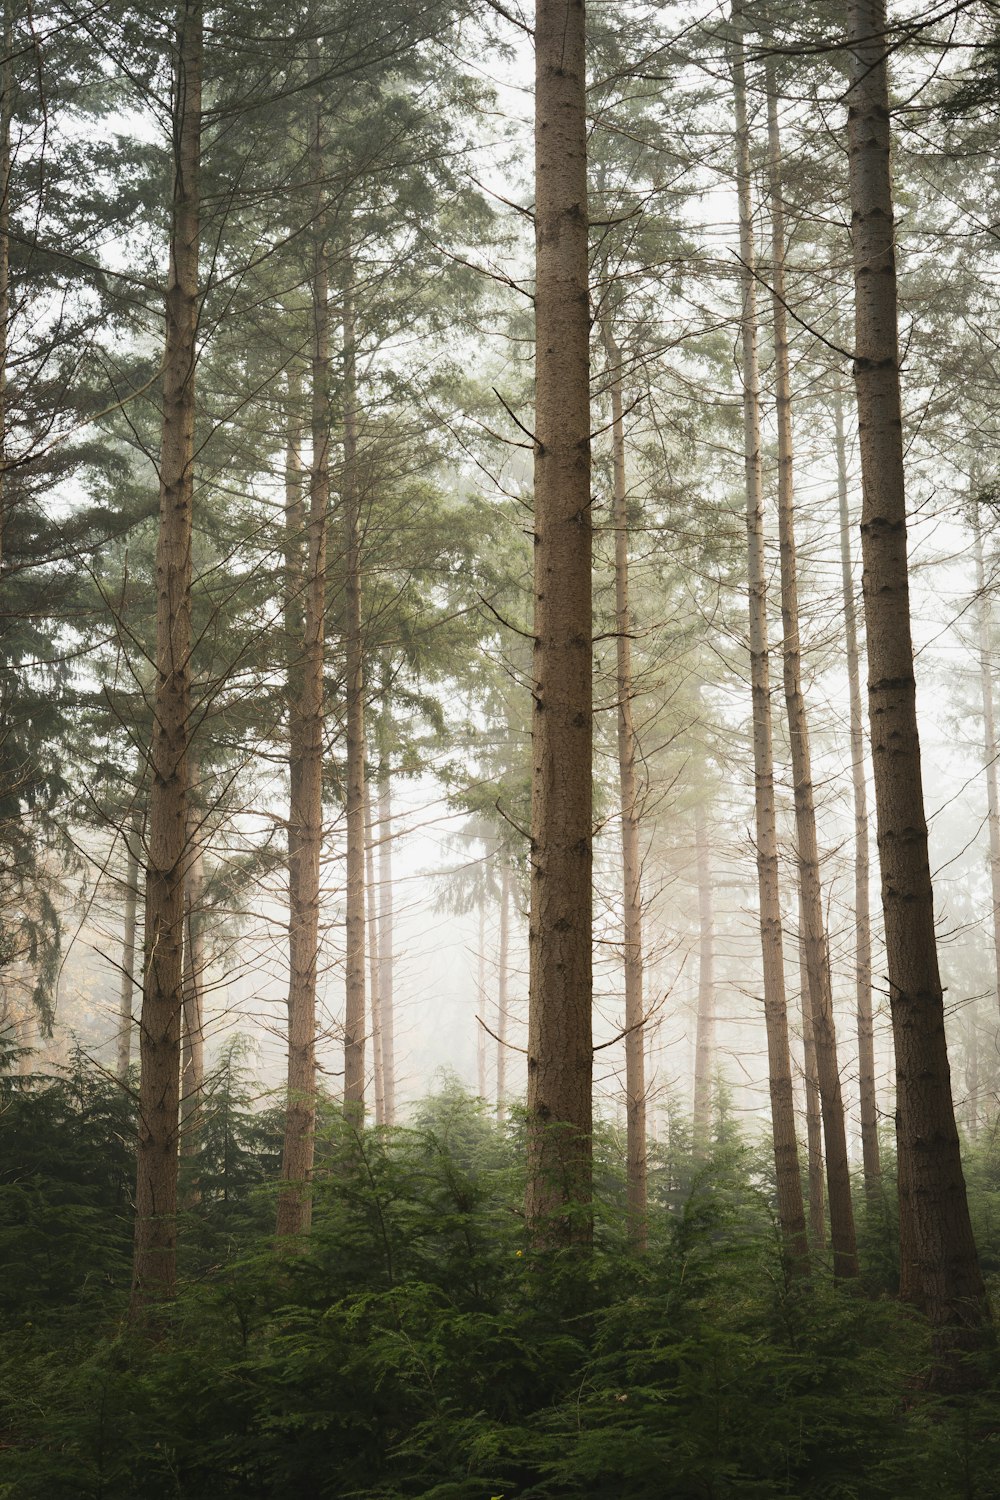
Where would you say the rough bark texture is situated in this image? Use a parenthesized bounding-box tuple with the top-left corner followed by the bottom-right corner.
(526, 0, 593, 1246)
(766, 75, 858, 1280)
(603, 318, 647, 1245)
(496, 864, 511, 1124)
(376, 761, 396, 1125)
(692, 803, 715, 1146)
(365, 776, 385, 1125)
(730, 6, 809, 1275)
(180, 792, 206, 1188)
(972, 501, 1000, 1021)
(116, 804, 142, 1083)
(131, 0, 201, 1314)
(276, 149, 329, 1240)
(799, 926, 825, 1250)
(846, 0, 988, 1352)
(834, 389, 881, 1202)
(342, 264, 366, 1121)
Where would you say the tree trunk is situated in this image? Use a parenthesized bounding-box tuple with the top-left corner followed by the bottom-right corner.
(834, 389, 881, 1203)
(377, 757, 396, 1124)
(0, 0, 10, 572)
(496, 864, 511, 1124)
(971, 500, 1000, 1021)
(730, 5, 809, 1275)
(276, 114, 329, 1240)
(365, 774, 385, 1125)
(476, 897, 487, 1100)
(526, 0, 593, 1248)
(180, 794, 206, 1203)
(766, 71, 858, 1280)
(602, 317, 647, 1245)
(342, 260, 366, 1122)
(846, 0, 988, 1353)
(692, 803, 715, 1147)
(116, 802, 143, 1083)
(131, 0, 201, 1315)
(799, 920, 825, 1250)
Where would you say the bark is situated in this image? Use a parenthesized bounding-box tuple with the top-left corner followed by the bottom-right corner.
(730, 6, 809, 1275)
(602, 317, 647, 1244)
(526, 0, 593, 1247)
(276, 116, 329, 1240)
(116, 803, 143, 1084)
(131, 0, 201, 1314)
(0, 0, 10, 572)
(834, 389, 881, 1202)
(180, 795, 206, 1201)
(365, 774, 385, 1125)
(766, 72, 858, 1280)
(799, 921, 825, 1250)
(496, 864, 511, 1124)
(692, 804, 715, 1147)
(376, 758, 396, 1125)
(846, 0, 988, 1352)
(971, 500, 1000, 1021)
(342, 260, 366, 1122)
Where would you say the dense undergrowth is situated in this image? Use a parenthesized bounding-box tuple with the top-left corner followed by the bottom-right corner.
(1, 1049, 999, 1498)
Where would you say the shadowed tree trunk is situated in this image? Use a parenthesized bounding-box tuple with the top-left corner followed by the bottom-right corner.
(116, 802, 143, 1083)
(730, 4, 809, 1276)
(602, 316, 647, 1247)
(692, 804, 714, 1147)
(180, 793, 206, 1205)
(131, 0, 202, 1315)
(276, 115, 329, 1240)
(496, 864, 511, 1124)
(834, 389, 881, 1204)
(365, 777, 384, 1125)
(798, 921, 825, 1250)
(846, 0, 989, 1356)
(766, 71, 857, 1280)
(526, 0, 593, 1246)
(342, 260, 366, 1122)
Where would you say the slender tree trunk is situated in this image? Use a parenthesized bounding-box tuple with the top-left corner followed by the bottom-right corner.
(602, 318, 647, 1245)
(376, 758, 396, 1124)
(276, 112, 329, 1240)
(846, 0, 988, 1352)
(834, 390, 881, 1203)
(496, 865, 510, 1124)
(971, 500, 1000, 1020)
(476, 897, 487, 1100)
(526, 0, 593, 1247)
(131, 0, 201, 1314)
(180, 795, 206, 1204)
(116, 803, 143, 1083)
(342, 260, 366, 1121)
(0, 0, 10, 573)
(799, 920, 826, 1250)
(365, 775, 385, 1125)
(692, 803, 715, 1147)
(766, 73, 858, 1280)
(730, 6, 809, 1275)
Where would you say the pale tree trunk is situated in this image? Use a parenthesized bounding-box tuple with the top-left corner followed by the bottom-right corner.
(365, 775, 384, 1125)
(971, 500, 1000, 1020)
(131, 0, 201, 1314)
(526, 0, 593, 1247)
(496, 864, 510, 1124)
(766, 72, 858, 1280)
(342, 260, 366, 1121)
(799, 921, 825, 1250)
(847, 0, 988, 1352)
(276, 111, 329, 1240)
(834, 390, 881, 1203)
(730, 6, 809, 1274)
(116, 802, 143, 1083)
(180, 794, 206, 1204)
(692, 803, 715, 1146)
(376, 756, 396, 1124)
(602, 317, 647, 1245)
(476, 897, 487, 1100)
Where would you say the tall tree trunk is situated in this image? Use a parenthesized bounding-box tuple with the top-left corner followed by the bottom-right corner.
(602, 317, 647, 1245)
(834, 390, 881, 1203)
(0, 0, 10, 573)
(496, 864, 511, 1124)
(365, 774, 384, 1125)
(276, 113, 329, 1240)
(692, 803, 715, 1147)
(799, 920, 825, 1250)
(526, 0, 593, 1247)
(180, 794, 206, 1204)
(730, 5, 809, 1275)
(342, 260, 366, 1121)
(766, 72, 858, 1280)
(476, 897, 487, 1100)
(971, 500, 1000, 1020)
(846, 0, 988, 1352)
(131, 0, 201, 1314)
(376, 755, 396, 1124)
(116, 802, 143, 1083)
